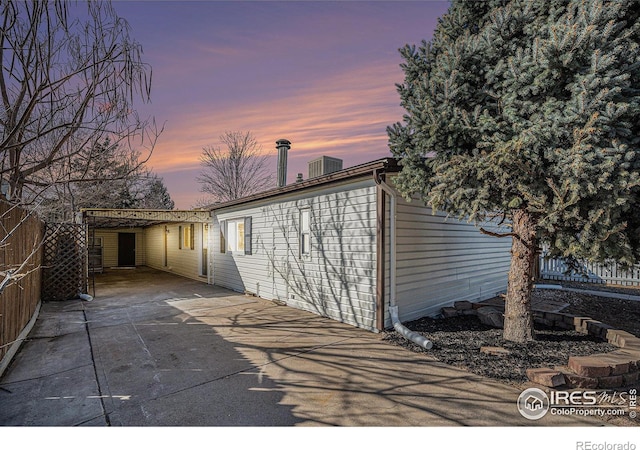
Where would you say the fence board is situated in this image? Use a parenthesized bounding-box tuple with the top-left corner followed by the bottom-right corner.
(0, 201, 45, 365)
(539, 256, 640, 286)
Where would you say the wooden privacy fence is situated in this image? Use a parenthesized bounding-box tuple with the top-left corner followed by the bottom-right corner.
(539, 256, 640, 287)
(0, 200, 45, 367)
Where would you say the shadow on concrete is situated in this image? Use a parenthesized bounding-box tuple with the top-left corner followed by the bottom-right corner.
(1, 267, 603, 427)
(1, 267, 296, 426)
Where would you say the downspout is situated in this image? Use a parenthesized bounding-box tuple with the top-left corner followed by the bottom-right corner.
(374, 171, 433, 350)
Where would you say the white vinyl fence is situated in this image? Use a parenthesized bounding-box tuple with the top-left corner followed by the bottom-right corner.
(539, 256, 640, 287)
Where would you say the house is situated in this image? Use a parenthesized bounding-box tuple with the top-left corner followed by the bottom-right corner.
(82, 140, 512, 333)
(208, 140, 512, 332)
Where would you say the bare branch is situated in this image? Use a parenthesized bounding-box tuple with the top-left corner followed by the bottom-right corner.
(479, 227, 518, 239)
(197, 131, 274, 203)
(0, 0, 159, 204)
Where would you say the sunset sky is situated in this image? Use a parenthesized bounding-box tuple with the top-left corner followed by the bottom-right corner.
(112, 1, 450, 208)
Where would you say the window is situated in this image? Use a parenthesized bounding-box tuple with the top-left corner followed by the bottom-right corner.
(88, 237, 103, 248)
(221, 217, 252, 255)
(300, 209, 310, 256)
(179, 224, 195, 250)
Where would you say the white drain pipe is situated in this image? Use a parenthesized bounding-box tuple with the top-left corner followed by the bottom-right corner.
(390, 305, 433, 349)
(375, 173, 433, 350)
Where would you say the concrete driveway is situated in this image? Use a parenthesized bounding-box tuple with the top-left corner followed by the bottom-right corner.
(0, 267, 603, 426)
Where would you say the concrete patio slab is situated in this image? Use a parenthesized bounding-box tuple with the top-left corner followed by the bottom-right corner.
(0, 267, 606, 427)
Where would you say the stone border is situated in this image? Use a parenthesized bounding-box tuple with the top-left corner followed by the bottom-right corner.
(528, 311, 640, 389)
(443, 301, 640, 389)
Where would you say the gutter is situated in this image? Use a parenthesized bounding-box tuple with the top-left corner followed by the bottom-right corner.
(374, 171, 433, 350)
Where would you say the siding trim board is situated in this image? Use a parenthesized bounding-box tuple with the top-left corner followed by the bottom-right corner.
(376, 183, 386, 331)
(209, 158, 400, 212)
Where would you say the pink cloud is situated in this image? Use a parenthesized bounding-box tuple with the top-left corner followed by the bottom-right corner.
(148, 59, 403, 170)
(114, 1, 450, 208)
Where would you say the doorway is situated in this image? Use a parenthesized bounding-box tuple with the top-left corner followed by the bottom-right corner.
(118, 233, 136, 266)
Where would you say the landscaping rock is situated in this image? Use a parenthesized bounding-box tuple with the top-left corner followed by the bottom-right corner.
(573, 316, 593, 333)
(526, 367, 566, 387)
(453, 301, 473, 310)
(480, 346, 511, 356)
(534, 317, 555, 327)
(383, 288, 630, 385)
(587, 321, 615, 340)
(562, 372, 599, 389)
(623, 371, 639, 385)
(568, 356, 612, 378)
(441, 307, 459, 318)
(477, 307, 504, 328)
(554, 321, 575, 331)
(598, 374, 624, 389)
(591, 354, 630, 376)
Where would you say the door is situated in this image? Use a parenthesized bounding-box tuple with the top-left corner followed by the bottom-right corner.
(118, 233, 136, 266)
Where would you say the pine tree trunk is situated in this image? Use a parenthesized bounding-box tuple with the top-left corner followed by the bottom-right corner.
(503, 209, 537, 343)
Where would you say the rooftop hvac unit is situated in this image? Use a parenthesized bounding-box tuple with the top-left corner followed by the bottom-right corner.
(308, 156, 343, 179)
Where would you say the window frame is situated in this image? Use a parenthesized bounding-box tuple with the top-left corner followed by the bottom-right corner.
(300, 208, 311, 257)
(221, 217, 252, 255)
(179, 224, 195, 250)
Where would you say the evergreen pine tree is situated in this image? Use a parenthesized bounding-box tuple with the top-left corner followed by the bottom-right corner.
(388, 0, 640, 342)
(137, 176, 175, 210)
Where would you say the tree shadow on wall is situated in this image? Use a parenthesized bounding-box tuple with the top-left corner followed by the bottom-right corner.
(263, 189, 376, 330)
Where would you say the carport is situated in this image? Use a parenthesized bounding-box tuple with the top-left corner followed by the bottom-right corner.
(81, 208, 212, 287)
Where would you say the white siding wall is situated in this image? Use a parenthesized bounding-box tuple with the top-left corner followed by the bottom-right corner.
(391, 194, 512, 324)
(144, 223, 204, 282)
(144, 225, 165, 269)
(93, 228, 145, 267)
(213, 203, 274, 298)
(213, 176, 512, 332)
(213, 179, 379, 331)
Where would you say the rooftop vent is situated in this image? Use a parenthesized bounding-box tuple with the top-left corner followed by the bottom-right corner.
(276, 139, 291, 188)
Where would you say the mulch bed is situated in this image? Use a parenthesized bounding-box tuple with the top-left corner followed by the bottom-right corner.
(382, 286, 640, 386)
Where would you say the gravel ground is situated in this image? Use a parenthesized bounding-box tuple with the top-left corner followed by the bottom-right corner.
(382, 285, 640, 426)
(382, 286, 640, 385)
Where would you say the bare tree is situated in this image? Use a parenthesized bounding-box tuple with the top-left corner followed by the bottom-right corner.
(36, 138, 175, 221)
(197, 131, 274, 203)
(0, 0, 159, 206)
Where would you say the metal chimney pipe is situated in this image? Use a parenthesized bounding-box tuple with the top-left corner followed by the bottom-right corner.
(275, 139, 291, 188)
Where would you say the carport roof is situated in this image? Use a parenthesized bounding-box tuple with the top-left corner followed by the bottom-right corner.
(81, 208, 212, 228)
